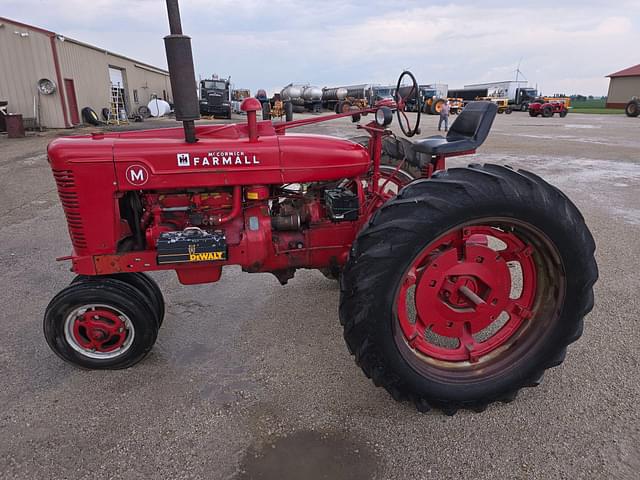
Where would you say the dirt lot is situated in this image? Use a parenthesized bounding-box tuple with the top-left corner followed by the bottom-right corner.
(1, 111, 638, 479)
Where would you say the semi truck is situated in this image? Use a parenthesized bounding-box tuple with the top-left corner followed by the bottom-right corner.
(448, 81, 538, 111)
(199, 76, 232, 118)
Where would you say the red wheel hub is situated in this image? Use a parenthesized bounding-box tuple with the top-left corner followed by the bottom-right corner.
(72, 309, 128, 352)
(397, 225, 537, 364)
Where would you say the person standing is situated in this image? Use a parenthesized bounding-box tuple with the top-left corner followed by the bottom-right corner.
(438, 100, 450, 132)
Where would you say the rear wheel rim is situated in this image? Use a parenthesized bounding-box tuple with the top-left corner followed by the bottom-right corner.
(378, 164, 415, 196)
(64, 304, 135, 359)
(394, 219, 564, 375)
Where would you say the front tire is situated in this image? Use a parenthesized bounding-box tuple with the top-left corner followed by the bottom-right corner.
(44, 279, 159, 369)
(340, 164, 597, 413)
(72, 273, 165, 326)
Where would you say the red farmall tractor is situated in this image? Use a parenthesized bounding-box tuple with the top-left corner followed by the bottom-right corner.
(528, 98, 569, 118)
(44, 1, 597, 414)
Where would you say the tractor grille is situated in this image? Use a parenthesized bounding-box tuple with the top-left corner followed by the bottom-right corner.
(52, 169, 87, 249)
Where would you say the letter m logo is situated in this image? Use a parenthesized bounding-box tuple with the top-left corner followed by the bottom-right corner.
(130, 169, 145, 182)
(125, 165, 149, 186)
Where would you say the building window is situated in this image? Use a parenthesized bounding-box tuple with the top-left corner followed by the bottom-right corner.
(133, 89, 139, 103)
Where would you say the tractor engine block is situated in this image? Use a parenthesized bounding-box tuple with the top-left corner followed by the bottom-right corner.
(141, 189, 236, 247)
(114, 184, 356, 284)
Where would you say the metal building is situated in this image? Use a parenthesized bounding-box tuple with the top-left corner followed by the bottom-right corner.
(0, 17, 172, 128)
(606, 64, 640, 108)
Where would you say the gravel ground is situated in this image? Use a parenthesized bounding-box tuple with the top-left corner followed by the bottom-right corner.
(0, 111, 638, 479)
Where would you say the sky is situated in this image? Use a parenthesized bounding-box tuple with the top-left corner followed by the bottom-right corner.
(3, 0, 639, 96)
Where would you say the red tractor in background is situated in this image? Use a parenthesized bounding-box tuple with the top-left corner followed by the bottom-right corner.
(43, 0, 597, 414)
(528, 98, 569, 118)
(625, 97, 639, 117)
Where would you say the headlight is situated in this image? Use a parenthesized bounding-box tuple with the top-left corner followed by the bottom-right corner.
(375, 107, 393, 127)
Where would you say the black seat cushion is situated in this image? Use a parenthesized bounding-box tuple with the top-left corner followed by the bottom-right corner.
(411, 136, 477, 155)
(412, 101, 498, 155)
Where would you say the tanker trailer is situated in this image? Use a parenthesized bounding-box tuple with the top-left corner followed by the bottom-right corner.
(302, 85, 323, 113)
(322, 87, 348, 111)
(281, 84, 322, 113)
(281, 84, 305, 113)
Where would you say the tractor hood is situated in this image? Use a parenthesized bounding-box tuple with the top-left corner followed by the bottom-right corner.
(48, 122, 370, 191)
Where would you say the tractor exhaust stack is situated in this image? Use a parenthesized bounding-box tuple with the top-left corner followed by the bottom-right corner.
(164, 0, 200, 143)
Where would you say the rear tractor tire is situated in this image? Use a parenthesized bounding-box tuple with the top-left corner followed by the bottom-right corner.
(44, 278, 160, 369)
(431, 99, 445, 115)
(340, 164, 597, 413)
(625, 99, 639, 117)
(542, 105, 553, 117)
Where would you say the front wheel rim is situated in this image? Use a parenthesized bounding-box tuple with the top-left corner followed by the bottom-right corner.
(395, 219, 564, 372)
(64, 304, 135, 359)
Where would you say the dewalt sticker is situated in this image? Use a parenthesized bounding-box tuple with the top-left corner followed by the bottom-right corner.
(189, 251, 224, 262)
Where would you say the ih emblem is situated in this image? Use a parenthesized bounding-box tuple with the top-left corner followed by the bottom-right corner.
(177, 153, 190, 167)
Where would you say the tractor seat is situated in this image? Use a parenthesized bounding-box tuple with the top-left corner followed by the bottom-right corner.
(412, 101, 498, 156)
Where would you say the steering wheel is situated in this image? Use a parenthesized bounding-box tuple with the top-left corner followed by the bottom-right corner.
(395, 71, 421, 137)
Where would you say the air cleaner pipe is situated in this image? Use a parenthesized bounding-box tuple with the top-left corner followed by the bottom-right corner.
(214, 186, 242, 225)
(164, 0, 200, 143)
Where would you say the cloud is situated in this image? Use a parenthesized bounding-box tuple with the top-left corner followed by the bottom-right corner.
(2, 0, 639, 95)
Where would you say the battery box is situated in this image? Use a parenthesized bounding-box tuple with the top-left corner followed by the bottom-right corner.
(156, 228, 227, 265)
(325, 187, 359, 222)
